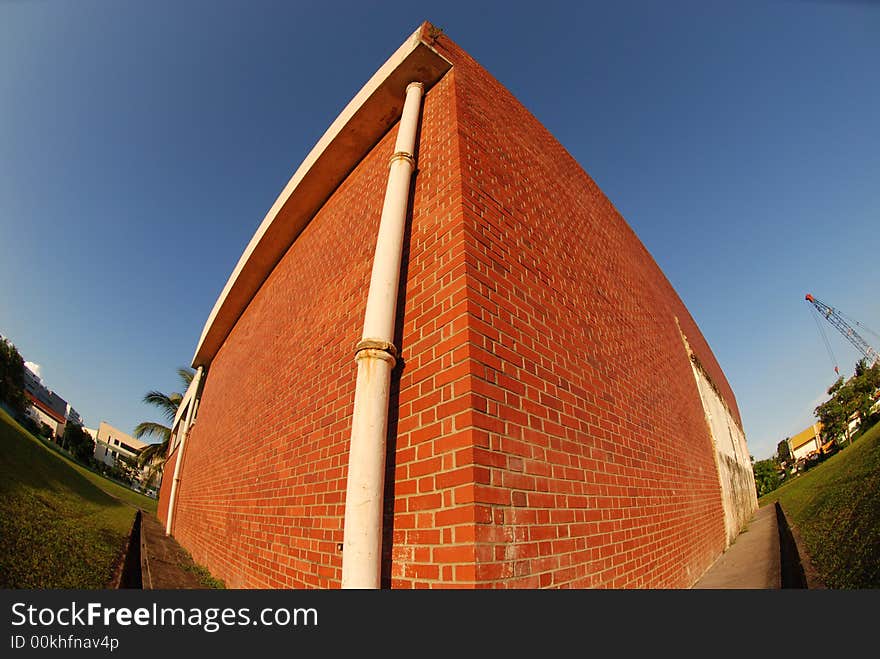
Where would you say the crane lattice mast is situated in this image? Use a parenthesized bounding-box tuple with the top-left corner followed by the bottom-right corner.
(805, 294, 880, 368)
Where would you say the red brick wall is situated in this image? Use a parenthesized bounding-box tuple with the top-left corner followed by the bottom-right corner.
(160, 29, 741, 589)
(384, 69, 483, 588)
(429, 35, 731, 587)
(161, 71, 481, 588)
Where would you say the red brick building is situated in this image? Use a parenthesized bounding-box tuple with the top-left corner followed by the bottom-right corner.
(158, 23, 756, 589)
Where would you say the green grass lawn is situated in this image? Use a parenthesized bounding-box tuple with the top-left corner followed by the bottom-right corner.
(759, 419, 880, 588)
(0, 407, 156, 588)
(31, 429, 158, 515)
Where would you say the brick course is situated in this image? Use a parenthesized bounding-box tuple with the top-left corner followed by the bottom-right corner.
(159, 26, 748, 589)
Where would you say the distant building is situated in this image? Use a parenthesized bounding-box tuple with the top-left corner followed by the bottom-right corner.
(788, 423, 822, 462)
(24, 391, 67, 438)
(93, 421, 156, 495)
(23, 367, 68, 425)
(94, 421, 147, 466)
(65, 403, 84, 427)
(22, 365, 84, 438)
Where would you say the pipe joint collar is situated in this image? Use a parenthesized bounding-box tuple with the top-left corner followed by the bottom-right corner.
(355, 339, 398, 365)
(355, 349, 397, 368)
(354, 348, 397, 368)
(389, 151, 415, 167)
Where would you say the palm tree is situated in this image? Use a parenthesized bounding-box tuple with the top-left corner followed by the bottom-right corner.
(134, 367, 195, 487)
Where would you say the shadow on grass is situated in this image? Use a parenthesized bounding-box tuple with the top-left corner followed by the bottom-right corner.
(0, 409, 138, 588)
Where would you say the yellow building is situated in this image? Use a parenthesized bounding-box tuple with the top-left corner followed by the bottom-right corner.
(788, 423, 823, 462)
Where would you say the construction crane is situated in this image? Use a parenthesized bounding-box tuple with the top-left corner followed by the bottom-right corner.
(805, 293, 880, 374)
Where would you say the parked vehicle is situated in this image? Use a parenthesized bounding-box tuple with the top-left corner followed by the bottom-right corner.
(820, 438, 838, 457)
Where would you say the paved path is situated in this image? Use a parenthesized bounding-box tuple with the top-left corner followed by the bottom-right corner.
(692, 504, 780, 589)
(140, 512, 207, 589)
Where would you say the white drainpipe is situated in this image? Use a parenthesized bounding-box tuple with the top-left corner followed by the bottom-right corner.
(342, 81, 424, 588)
(165, 365, 203, 536)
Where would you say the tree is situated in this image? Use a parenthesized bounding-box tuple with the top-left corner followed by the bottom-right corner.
(114, 453, 141, 486)
(133, 367, 195, 487)
(813, 359, 880, 447)
(776, 438, 792, 466)
(815, 376, 858, 445)
(776, 437, 793, 467)
(851, 360, 880, 429)
(0, 337, 29, 417)
(62, 423, 95, 463)
(753, 459, 781, 497)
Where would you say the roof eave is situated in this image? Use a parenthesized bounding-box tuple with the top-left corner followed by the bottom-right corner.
(191, 24, 452, 369)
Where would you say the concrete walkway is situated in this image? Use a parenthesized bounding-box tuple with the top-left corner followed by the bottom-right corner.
(692, 504, 781, 589)
(139, 512, 207, 589)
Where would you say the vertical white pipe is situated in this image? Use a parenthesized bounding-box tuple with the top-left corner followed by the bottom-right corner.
(165, 366, 203, 536)
(342, 81, 424, 589)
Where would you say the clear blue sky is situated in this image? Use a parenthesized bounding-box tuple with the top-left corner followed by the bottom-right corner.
(1, 0, 877, 461)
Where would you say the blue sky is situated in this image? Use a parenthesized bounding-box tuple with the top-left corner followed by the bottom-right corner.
(1, 0, 877, 461)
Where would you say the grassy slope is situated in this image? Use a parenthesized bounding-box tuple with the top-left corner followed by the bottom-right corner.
(759, 420, 880, 588)
(32, 427, 158, 514)
(0, 408, 154, 588)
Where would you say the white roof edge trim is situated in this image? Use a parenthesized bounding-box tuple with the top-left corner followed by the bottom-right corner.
(171, 367, 203, 431)
(191, 24, 451, 368)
